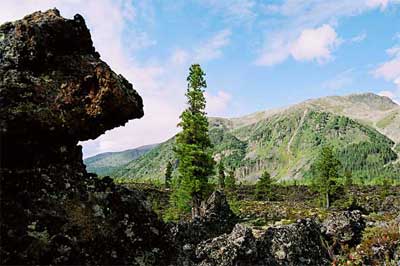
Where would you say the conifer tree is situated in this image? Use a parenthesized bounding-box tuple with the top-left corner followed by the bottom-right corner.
(218, 161, 225, 190)
(255, 170, 273, 200)
(313, 146, 341, 209)
(171, 64, 215, 219)
(165, 161, 173, 188)
(225, 169, 237, 191)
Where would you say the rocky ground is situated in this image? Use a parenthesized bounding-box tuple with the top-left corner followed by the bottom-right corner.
(1, 9, 399, 266)
(127, 183, 400, 265)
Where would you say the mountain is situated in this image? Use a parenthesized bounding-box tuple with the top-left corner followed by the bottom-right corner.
(84, 144, 158, 176)
(112, 93, 400, 182)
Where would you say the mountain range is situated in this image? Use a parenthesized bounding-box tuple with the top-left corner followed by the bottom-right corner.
(84, 93, 400, 182)
(84, 144, 158, 176)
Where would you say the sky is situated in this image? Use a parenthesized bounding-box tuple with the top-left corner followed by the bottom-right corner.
(2, 0, 400, 158)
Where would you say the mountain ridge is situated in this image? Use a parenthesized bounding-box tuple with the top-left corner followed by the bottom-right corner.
(210, 93, 399, 142)
(87, 93, 400, 182)
(84, 144, 158, 176)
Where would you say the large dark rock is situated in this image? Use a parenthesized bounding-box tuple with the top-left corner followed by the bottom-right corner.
(0, 9, 174, 265)
(193, 218, 332, 266)
(195, 224, 257, 266)
(256, 219, 331, 266)
(171, 191, 238, 245)
(322, 210, 365, 252)
(170, 191, 238, 264)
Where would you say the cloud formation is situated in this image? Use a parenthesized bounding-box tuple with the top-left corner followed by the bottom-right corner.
(256, 0, 399, 66)
(256, 24, 341, 66)
(194, 29, 232, 62)
(291, 24, 341, 63)
(374, 45, 400, 88)
(375, 44, 400, 104)
(201, 0, 257, 23)
(205, 90, 233, 116)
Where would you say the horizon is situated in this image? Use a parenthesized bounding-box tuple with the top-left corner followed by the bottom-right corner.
(83, 91, 399, 159)
(2, 0, 400, 158)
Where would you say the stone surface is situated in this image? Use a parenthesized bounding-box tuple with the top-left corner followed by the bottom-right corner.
(195, 224, 257, 266)
(171, 191, 238, 246)
(322, 210, 365, 251)
(0, 9, 175, 265)
(256, 219, 331, 266)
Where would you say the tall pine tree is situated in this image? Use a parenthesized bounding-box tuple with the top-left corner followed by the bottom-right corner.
(172, 64, 215, 219)
(218, 161, 226, 190)
(313, 146, 341, 209)
(255, 170, 273, 200)
(165, 161, 173, 188)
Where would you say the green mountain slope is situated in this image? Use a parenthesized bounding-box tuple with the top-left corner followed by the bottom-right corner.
(84, 144, 158, 176)
(112, 93, 399, 183)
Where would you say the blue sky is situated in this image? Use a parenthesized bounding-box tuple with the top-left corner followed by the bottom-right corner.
(2, 0, 400, 157)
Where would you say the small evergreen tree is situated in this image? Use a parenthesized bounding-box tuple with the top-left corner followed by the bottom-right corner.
(170, 64, 215, 219)
(165, 161, 173, 188)
(313, 146, 341, 209)
(225, 169, 237, 191)
(218, 161, 225, 190)
(255, 170, 273, 200)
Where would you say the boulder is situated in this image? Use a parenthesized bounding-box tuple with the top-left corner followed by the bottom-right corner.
(322, 210, 365, 251)
(256, 219, 331, 266)
(170, 191, 238, 264)
(195, 224, 257, 266)
(172, 191, 238, 246)
(0, 9, 174, 265)
(193, 218, 332, 266)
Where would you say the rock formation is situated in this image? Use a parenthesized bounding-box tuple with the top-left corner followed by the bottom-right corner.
(256, 219, 331, 266)
(194, 218, 331, 266)
(171, 191, 238, 263)
(0, 9, 174, 265)
(195, 224, 257, 266)
(322, 210, 365, 253)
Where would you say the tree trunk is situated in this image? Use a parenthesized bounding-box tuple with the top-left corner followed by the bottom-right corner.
(191, 193, 201, 219)
(325, 192, 330, 209)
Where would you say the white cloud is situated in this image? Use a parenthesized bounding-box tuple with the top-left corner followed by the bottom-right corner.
(374, 43, 400, 105)
(350, 32, 367, 43)
(194, 29, 232, 62)
(367, 0, 390, 10)
(256, 24, 341, 66)
(291, 24, 341, 63)
(201, 0, 256, 23)
(254, 36, 291, 66)
(205, 90, 232, 116)
(256, 0, 400, 66)
(374, 45, 400, 88)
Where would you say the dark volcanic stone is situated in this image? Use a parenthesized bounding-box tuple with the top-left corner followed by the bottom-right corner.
(195, 224, 257, 266)
(256, 219, 331, 266)
(171, 191, 238, 246)
(322, 210, 365, 252)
